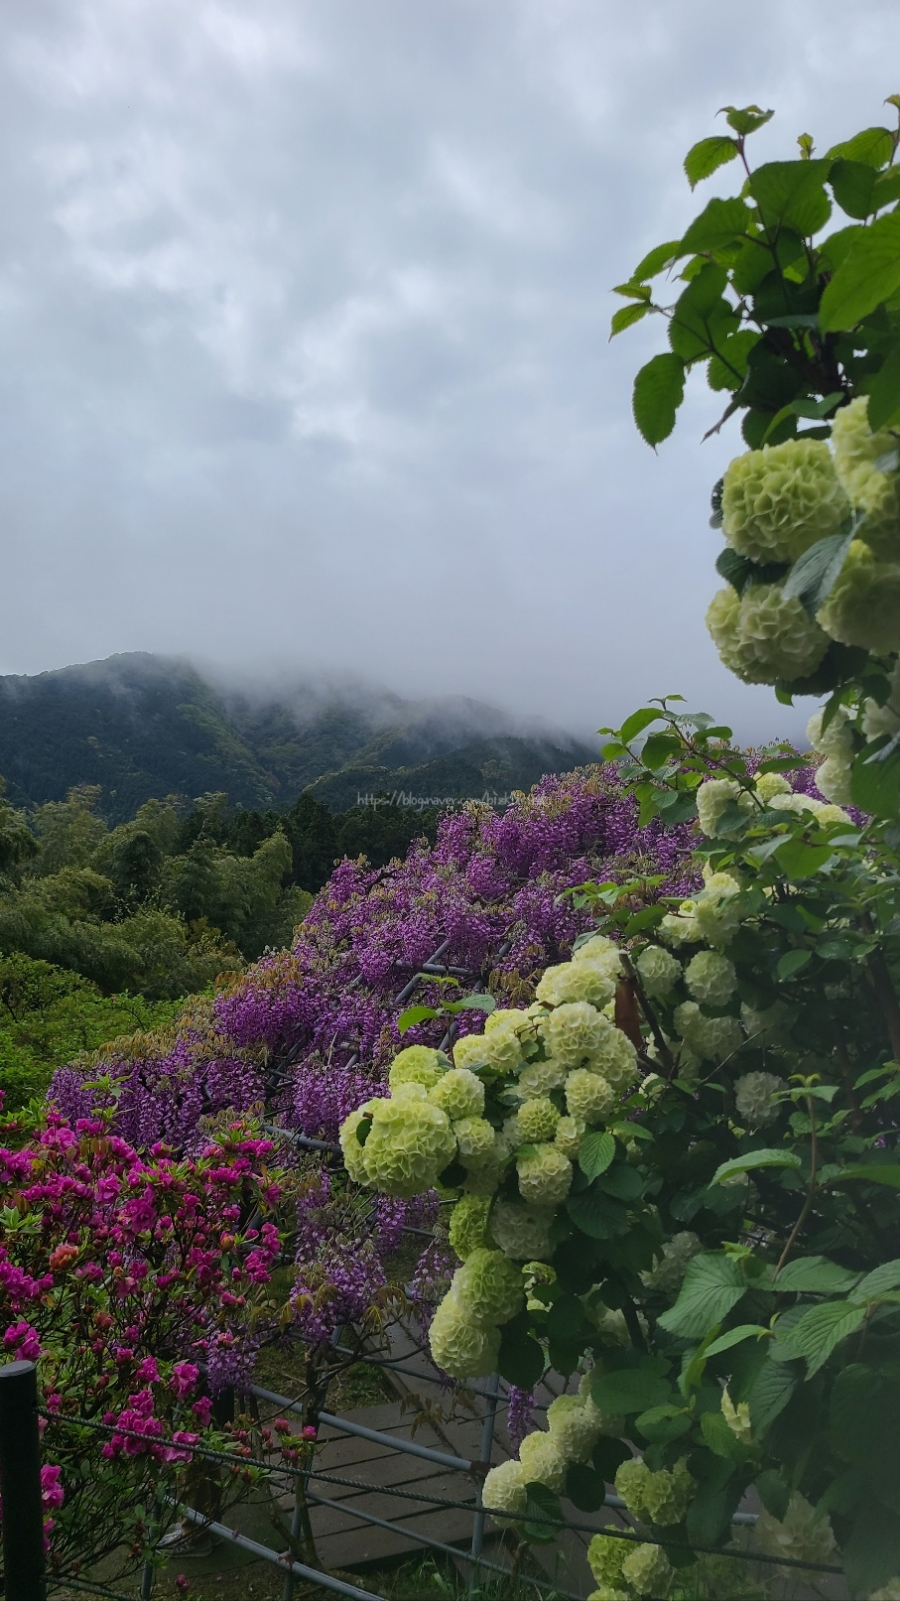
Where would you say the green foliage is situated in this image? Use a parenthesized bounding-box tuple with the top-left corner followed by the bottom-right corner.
(616, 102, 900, 447)
(0, 952, 180, 1111)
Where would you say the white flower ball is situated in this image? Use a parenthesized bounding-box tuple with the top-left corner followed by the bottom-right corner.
(696, 778, 742, 838)
(756, 1493, 838, 1567)
(453, 1116, 497, 1167)
(342, 1095, 457, 1197)
(753, 771, 793, 803)
(659, 902, 701, 947)
(429, 1290, 501, 1378)
(429, 1067, 484, 1122)
(546, 1394, 603, 1463)
(685, 950, 737, 1007)
(541, 1001, 608, 1068)
(734, 1070, 785, 1126)
(453, 1248, 523, 1326)
(388, 1045, 448, 1091)
(565, 1068, 616, 1125)
(554, 1114, 585, 1160)
(518, 1429, 567, 1493)
(481, 1020, 527, 1075)
(517, 1096, 561, 1143)
(516, 1143, 573, 1206)
(622, 1543, 675, 1598)
(636, 945, 682, 999)
(488, 1199, 554, 1261)
(452, 1033, 491, 1073)
(721, 438, 849, 563)
(640, 1231, 702, 1296)
(831, 395, 900, 556)
(517, 1057, 569, 1097)
(536, 960, 617, 1010)
(482, 1458, 527, 1516)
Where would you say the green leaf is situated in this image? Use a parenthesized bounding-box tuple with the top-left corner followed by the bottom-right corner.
(829, 159, 878, 220)
(578, 1129, 615, 1181)
(355, 1116, 372, 1146)
(747, 1354, 800, 1433)
(497, 1319, 546, 1388)
(826, 125, 894, 168)
(854, 1259, 900, 1299)
(443, 993, 495, 1014)
(782, 529, 854, 615)
(684, 136, 739, 188)
(590, 1366, 673, 1416)
(658, 1254, 748, 1339)
(522, 1482, 564, 1544)
(843, 1497, 900, 1598)
(721, 105, 774, 137)
(703, 1325, 768, 1359)
(707, 329, 760, 391)
(850, 745, 900, 817)
(596, 1163, 644, 1201)
(774, 840, 834, 881)
(685, 1461, 739, 1545)
(679, 196, 753, 256)
(819, 210, 900, 331)
(640, 731, 682, 769)
(776, 948, 813, 980)
(756, 1468, 790, 1521)
(761, 391, 843, 445)
(565, 1185, 629, 1240)
(668, 270, 738, 364)
(632, 352, 686, 446)
(634, 1403, 692, 1444)
(776, 1299, 866, 1377)
(701, 1409, 745, 1460)
(771, 1256, 862, 1294)
(868, 346, 900, 431)
(620, 707, 662, 744)
(564, 1462, 608, 1512)
(397, 1005, 438, 1034)
(630, 240, 681, 282)
(591, 1436, 632, 1483)
(832, 1163, 900, 1190)
(711, 1150, 801, 1186)
(748, 159, 833, 235)
(873, 167, 900, 209)
(610, 300, 652, 337)
(612, 281, 652, 300)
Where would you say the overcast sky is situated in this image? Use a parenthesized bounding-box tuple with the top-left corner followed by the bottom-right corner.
(1, 0, 899, 740)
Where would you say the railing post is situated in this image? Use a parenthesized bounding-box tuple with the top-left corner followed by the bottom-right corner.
(0, 1360, 47, 1601)
(468, 1371, 500, 1595)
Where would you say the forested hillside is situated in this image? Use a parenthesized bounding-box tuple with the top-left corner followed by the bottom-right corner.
(0, 653, 595, 820)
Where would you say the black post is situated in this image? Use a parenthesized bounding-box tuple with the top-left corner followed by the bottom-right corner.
(0, 1360, 46, 1601)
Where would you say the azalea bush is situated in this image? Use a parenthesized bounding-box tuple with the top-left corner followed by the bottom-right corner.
(0, 1109, 302, 1585)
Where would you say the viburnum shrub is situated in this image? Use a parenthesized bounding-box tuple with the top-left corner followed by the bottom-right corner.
(0, 1108, 303, 1586)
(617, 98, 900, 821)
(339, 104, 900, 1601)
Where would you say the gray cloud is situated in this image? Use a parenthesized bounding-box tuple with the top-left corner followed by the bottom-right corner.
(1, 0, 898, 741)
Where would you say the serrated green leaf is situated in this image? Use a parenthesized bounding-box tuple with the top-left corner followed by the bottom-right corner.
(578, 1129, 615, 1181)
(868, 346, 900, 431)
(658, 1254, 748, 1338)
(679, 197, 753, 256)
(634, 1403, 692, 1443)
(443, 993, 495, 1014)
(819, 210, 900, 331)
(630, 240, 681, 282)
(771, 1256, 862, 1294)
(632, 352, 685, 446)
(776, 947, 813, 979)
(591, 1366, 673, 1416)
(498, 1319, 545, 1388)
(564, 1462, 607, 1512)
(522, 1481, 564, 1543)
(712, 1150, 801, 1186)
(610, 300, 652, 337)
(684, 135, 739, 188)
(565, 1185, 629, 1240)
(748, 159, 832, 235)
(850, 744, 900, 816)
(831, 1163, 900, 1189)
(721, 105, 774, 137)
(747, 1353, 799, 1432)
(701, 1408, 746, 1459)
(397, 1004, 438, 1034)
(829, 158, 878, 220)
(782, 529, 854, 615)
(756, 1468, 790, 1520)
(703, 1324, 768, 1358)
(826, 125, 894, 168)
(854, 1259, 900, 1299)
(776, 1299, 866, 1377)
(612, 281, 652, 300)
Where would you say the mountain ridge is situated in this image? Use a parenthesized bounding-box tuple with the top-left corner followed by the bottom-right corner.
(0, 653, 597, 821)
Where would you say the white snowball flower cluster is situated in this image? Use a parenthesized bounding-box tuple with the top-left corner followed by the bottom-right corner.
(636, 944, 681, 998)
(831, 396, 900, 555)
(614, 1455, 695, 1526)
(863, 659, 900, 742)
(734, 1070, 785, 1127)
(708, 417, 900, 689)
(706, 581, 829, 685)
(486, 1389, 610, 1515)
(696, 777, 742, 837)
(674, 1001, 743, 1064)
(756, 1493, 838, 1568)
(340, 947, 646, 1375)
(721, 438, 849, 564)
(685, 950, 737, 1007)
(640, 1231, 702, 1296)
